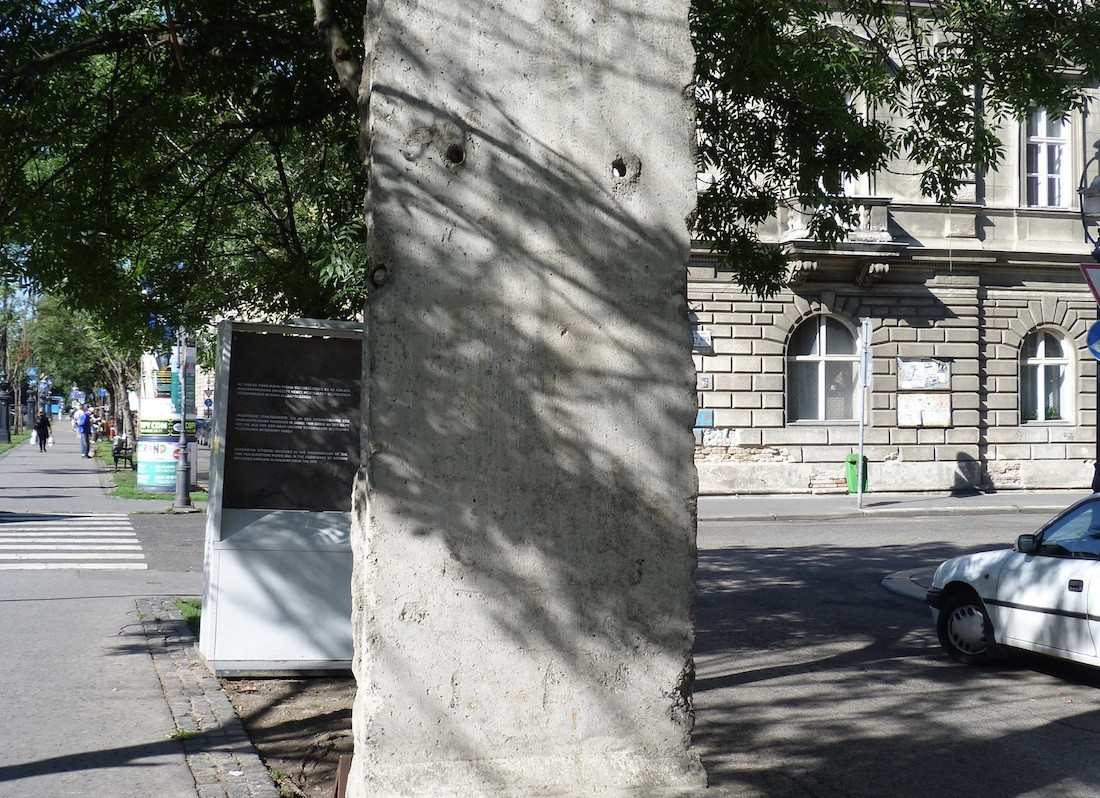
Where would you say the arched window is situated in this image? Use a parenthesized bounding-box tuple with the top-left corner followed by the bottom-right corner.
(1020, 329, 1071, 422)
(787, 316, 859, 422)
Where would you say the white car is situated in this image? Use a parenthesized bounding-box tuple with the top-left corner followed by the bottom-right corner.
(928, 495, 1100, 666)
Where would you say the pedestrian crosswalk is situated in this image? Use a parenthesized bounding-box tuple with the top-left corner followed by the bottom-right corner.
(0, 513, 147, 570)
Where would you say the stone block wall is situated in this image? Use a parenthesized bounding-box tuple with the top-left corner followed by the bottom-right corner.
(693, 264, 1098, 494)
(979, 286, 1097, 489)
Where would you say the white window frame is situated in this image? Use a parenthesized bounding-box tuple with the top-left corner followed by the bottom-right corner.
(786, 315, 860, 423)
(1020, 328, 1072, 423)
(1025, 107, 1070, 208)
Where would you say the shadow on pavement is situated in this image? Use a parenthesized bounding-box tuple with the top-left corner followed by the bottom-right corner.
(693, 539, 1100, 797)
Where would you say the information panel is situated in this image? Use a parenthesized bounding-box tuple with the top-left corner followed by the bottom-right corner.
(200, 320, 363, 675)
(222, 330, 361, 512)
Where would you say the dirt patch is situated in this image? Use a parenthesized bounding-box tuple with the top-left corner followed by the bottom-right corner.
(224, 677, 356, 798)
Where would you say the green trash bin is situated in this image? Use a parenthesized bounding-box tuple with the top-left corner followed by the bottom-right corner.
(845, 453, 868, 493)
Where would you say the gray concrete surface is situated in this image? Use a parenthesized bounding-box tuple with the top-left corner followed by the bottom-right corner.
(0, 433, 275, 798)
(699, 488, 1086, 523)
(352, 1, 704, 795)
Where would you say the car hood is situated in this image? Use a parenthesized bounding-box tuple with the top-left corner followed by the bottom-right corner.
(931, 547, 1017, 590)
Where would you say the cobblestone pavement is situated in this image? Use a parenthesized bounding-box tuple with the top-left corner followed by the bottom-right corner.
(137, 598, 279, 798)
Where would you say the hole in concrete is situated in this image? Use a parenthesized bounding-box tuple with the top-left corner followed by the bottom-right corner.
(612, 158, 627, 178)
(369, 266, 389, 288)
(445, 144, 465, 164)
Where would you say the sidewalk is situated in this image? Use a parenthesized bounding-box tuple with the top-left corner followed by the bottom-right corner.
(0, 431, 276, 798)
(0, 426, 207, 514)
(699, 487, 1088, 523)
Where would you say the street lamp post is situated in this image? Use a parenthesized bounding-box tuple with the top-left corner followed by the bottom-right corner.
(37, 377, 51, 420)
(173, 328, 192, 510)
(1077, 142, 1100, 493)
(0, 297, 10, 445)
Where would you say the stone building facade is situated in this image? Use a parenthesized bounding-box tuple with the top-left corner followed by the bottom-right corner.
(693, 101, 1100, 494)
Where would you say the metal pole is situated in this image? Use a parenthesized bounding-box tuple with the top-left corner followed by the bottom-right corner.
(173, 329, 193, 510)
(1093, 362, 1100, 494)
(856, 318, 871, 509)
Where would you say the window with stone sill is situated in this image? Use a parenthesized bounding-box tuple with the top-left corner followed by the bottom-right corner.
(1025, 107, 1070, 208)
(1020, 329, 1071, 423)
(787, 315, 859, 422)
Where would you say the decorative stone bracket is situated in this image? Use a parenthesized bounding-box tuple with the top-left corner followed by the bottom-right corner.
(855, 261, 890, 288)
(786, 259, 818, 286)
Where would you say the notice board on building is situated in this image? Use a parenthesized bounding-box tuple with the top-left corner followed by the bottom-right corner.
(896, 357, 952, 427)
(200, 319, 363, 675)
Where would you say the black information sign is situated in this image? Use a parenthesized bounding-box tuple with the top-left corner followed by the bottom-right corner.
(222, 329, 361, 512)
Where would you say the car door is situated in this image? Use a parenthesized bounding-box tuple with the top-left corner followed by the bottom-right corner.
(992, 499, 1100, 658)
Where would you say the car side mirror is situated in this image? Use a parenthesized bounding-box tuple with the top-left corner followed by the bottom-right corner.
(1017, 534, 1040, 555)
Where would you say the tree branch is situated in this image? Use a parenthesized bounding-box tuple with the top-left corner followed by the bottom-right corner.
(311, 0, 364, 101)
(1, 20, 317, 88)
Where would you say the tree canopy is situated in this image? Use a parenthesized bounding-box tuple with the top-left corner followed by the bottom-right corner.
(2, 0, 1100, 333)
(693, 0, 1100, 296)
(0, 1, 366, 346)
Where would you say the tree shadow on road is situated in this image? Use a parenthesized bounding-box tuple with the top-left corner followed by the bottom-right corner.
(693, 538, 1100, 797)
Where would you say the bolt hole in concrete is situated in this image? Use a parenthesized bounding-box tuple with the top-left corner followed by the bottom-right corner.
(369, 266, 389, 287)
(612, 157, 627, 177)
(445, 144, 465, 164)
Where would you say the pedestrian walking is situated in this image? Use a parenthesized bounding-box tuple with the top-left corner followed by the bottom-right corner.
(33, 411, 51, 453)
(75, 405, 92, 458)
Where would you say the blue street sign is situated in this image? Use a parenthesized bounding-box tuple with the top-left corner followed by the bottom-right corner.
(1089, 321, 1100, 361)
(97, 388, 108, 397)
(26, 367, 36, 377)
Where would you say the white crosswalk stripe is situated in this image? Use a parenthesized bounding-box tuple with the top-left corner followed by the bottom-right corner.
(0, 513, 147, 570)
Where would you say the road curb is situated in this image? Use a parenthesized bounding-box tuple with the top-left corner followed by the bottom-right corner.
(702, 504, 1067, 524)
(138, 597, 279, 798)
(881, 569, 934, 602)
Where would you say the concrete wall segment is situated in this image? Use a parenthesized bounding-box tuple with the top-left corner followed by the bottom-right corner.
(353, 1, 705, 795)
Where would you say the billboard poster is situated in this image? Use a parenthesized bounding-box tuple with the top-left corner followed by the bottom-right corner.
(139, 417, 196, 439)
(221, 329, 361, 512)
(170, 346, 197, 415)
(135, 439, 196, 489)
(137, 396, 197, 490)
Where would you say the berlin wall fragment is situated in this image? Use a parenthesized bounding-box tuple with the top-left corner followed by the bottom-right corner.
(349, 1, 704, 795)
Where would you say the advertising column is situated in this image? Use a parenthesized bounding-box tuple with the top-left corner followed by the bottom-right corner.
(136, 345, 197, 491)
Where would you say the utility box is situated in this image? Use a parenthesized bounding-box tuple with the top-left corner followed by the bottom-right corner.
(845, 453, 869, 493)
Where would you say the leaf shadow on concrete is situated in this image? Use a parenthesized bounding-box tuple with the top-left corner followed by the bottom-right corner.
(344, 1, 704, 792)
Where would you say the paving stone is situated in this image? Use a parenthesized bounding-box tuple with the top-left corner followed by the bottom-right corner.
(138, 597, 280, 798)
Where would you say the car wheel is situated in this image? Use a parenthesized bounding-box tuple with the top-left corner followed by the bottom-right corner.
(938, 591, 998, 665)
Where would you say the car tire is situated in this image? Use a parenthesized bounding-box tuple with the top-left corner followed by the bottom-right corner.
(937, 591, 999, 665)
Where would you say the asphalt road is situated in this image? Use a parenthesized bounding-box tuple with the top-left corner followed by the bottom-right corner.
(693, 513, 1100, 798)
(129, 510, 206, 573)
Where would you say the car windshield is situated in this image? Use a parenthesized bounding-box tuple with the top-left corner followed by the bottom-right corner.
(1039, 500, 1100, 558)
